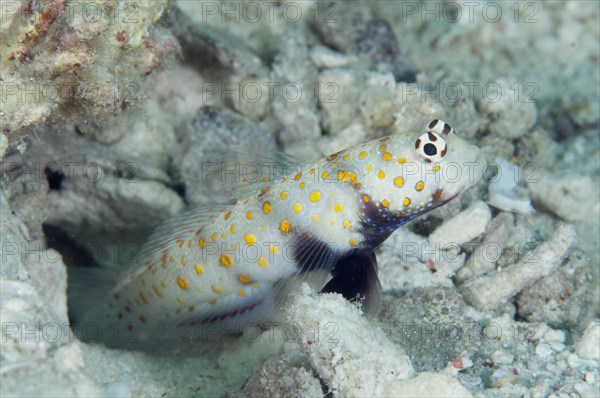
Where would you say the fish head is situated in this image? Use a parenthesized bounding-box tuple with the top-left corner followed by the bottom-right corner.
(365, 119, 485, 217)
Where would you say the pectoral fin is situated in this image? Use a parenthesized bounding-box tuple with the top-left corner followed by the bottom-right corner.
(321, 251, 382, 315)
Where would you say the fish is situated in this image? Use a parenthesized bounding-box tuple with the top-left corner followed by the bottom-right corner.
(71, 119, 484, 345)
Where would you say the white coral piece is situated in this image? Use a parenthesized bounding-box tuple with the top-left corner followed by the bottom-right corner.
(487, 157, 535, 214)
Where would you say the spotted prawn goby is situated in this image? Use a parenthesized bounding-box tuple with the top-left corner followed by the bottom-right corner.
(76, 120, 484, 343)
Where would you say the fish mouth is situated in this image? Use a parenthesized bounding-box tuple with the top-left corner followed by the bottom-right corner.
(404, 187, 464, 221)
(431, 187, 463, 207)
(445, 188, 463, 202)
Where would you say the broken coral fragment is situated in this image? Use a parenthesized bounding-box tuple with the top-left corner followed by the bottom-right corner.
(487, 157, 535, 214)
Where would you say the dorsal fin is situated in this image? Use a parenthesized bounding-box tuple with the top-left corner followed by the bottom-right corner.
(209, 148, 308, 201)
(113, 205, 232, 291)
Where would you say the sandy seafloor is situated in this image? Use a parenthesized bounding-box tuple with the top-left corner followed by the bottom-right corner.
(1, 1, 599, 397)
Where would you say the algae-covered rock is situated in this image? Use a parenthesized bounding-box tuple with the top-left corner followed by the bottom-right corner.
(516, 249, 597, 330)
(311, 2, 412, 79)
(0, 198, 106, 396)
(393, 82, 445, 135)
(359, 72, 396, 129)
(318, 67, 368, 135)
(271, 27, 321, 150)
(230, 357, 323, 398)
(288, 286, 414, 396)
(3, 127, 184, 252)
(176, 106, 277, 207)
(378, 288, 481, 372)
(478, 78, 537, 140)
(576, 321, 600, 361)
(527, 170, 596, 222)
(1, 0, 179, 136)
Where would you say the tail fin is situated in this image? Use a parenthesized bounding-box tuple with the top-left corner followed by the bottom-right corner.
(67, 266, 120, 343)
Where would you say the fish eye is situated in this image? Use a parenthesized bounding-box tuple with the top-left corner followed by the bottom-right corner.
(414, 131, 447, 163)
(424, 143, 437, 156)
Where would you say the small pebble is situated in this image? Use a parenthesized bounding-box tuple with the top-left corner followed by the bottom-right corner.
(310, 45, 352, 68)
(543, 328, 565, 343)
(490, 350, 514, 365)
(576, 321, 600, 360)
(534, 342, 553, 358)
(428, 200, 491, 248)
(547, 341, 565, 352)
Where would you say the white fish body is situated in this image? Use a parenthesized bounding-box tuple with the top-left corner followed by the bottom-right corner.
(75, 119, 484, 344)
